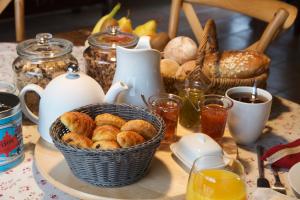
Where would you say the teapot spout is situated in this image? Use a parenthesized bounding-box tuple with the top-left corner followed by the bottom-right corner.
(104, 81, 128, 103)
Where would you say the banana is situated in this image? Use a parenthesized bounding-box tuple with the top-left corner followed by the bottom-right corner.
(92, 3, 121, 34)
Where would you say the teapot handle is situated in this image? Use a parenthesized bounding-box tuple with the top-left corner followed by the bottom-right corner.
(19, 84, 44, 124)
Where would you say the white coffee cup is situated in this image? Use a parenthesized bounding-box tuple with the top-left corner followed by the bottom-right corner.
(225, 86, 272, 145)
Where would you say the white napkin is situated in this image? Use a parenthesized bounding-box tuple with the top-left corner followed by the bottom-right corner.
(251, 188, 297, 200)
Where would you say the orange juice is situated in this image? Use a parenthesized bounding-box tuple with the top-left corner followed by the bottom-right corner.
(186, 169, 247, 200)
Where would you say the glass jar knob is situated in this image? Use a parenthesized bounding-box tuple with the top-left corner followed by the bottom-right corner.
(36, 33, 53, 45)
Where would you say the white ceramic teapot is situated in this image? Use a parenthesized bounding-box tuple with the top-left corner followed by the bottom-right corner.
(113, 36, 165, 106)
(19, 64, 128, 143)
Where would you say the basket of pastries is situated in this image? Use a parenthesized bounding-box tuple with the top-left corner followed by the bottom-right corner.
(50, 104, 165, 187)
(161, 19, 270, 94)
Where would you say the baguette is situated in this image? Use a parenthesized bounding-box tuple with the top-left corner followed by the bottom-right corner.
(202, 50, 270, 79)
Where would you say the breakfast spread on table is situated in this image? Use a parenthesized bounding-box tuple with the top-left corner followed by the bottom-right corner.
(0, 2, 300, 200)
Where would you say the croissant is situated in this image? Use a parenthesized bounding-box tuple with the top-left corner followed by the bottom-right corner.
(60, 112, 95, 138)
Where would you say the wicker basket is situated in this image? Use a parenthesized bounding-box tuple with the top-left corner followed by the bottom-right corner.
(163, 19, 269, 95)
(50, 104, 165, 187)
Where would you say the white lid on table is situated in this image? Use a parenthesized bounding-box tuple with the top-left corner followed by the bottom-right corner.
(170, 133, 224, 169)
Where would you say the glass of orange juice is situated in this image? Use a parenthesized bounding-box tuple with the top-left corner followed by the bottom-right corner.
(186, 155, 247, 200)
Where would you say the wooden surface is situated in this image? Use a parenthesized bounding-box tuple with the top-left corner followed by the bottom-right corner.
(55, 29, 91, 46)
(185, 0, 297, 29)
(0, 0, 25, 41)
(168, 0, 298, 52)
(14, 0, 25, 41)
(0, 0, 11, 13)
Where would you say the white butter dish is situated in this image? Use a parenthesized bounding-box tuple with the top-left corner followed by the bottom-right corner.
(170, 133, 224, 169)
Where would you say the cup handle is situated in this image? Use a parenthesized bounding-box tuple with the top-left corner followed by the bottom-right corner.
(19, 84, 44, 124)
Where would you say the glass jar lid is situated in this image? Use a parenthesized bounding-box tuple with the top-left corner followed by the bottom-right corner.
(87, 26, 138, 49)
(16, 33, 73, 59)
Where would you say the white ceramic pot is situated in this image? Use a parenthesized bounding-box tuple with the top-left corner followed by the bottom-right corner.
(19, 64, 128, 143)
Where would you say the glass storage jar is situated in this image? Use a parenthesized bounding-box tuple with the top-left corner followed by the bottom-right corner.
(84, 26, 138, 93)
(12, 33, 78, 115)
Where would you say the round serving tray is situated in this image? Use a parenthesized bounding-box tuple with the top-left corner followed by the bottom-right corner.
(34, 125, 237, 200)
(34, 138, 188, 200)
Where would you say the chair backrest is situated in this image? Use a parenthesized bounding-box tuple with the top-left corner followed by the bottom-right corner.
(168, 0, 298, 53)
(0, 0, 25, 41)
(0, 0, 12, 14)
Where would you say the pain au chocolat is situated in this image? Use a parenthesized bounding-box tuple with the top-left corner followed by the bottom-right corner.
(62, 132, 93, 148)
(60, 112, 95, 138)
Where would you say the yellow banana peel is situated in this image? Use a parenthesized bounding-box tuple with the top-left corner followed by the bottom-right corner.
(92, 3, 121, 34)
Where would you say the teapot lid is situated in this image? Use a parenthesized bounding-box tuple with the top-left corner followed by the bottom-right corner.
(17, 33, 73, 60)
(87, 26, 138, 50)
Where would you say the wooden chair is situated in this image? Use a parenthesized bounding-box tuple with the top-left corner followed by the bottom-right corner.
(0, 0, 25, 41)
(168, 0, 298, 53)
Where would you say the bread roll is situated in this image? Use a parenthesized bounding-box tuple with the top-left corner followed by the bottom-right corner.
(117, 131, 145, 148)
(92, 125, 120, 142)
(62, 132, 93, 148)
(164, 36, 197, 64)
(95, 113, 126, 128)
(160, 59, 180, 78)
(121, 119, 157, 140)
(202, 50, 270, 79)
(60, 112, 95, 138)
(175, 60, 197, 80)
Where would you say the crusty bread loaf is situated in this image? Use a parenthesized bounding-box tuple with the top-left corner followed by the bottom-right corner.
(202, 50, 270, 79)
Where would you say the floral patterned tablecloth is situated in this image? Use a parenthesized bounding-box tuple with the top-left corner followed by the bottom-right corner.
(0, 43, 299, 200)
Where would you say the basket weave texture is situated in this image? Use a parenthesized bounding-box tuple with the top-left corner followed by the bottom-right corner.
(50, 104, 165, 187)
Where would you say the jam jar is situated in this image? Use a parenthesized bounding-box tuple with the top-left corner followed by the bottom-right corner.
(84, 26, 138, 93)
(12, 33, 78, 115)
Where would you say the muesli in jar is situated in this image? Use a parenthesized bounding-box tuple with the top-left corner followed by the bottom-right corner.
(12, 33, 78, 115)
(84, 26, 138, 92)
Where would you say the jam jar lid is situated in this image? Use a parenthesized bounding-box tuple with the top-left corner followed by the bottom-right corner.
(16, 33, 73, 60)
(87, 26, 138, 49)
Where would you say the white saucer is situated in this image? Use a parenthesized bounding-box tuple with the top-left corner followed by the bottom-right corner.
(288, 162, 300, 198)
(34, 138, 188, 200)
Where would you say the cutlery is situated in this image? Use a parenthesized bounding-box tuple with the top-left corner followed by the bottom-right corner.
(250, 80, 258, 103)
(141, 94, 149, 107)
(256, 145, 270, 188)
(271, 166, 286, 194)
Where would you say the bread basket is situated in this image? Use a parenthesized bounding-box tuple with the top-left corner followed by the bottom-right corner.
(163, 19, 269, 95)
(50, 104, 165, 187)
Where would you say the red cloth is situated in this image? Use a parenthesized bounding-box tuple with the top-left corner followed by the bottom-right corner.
(261, 138, 300, 169)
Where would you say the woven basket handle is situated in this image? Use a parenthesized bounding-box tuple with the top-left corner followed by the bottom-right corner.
(188, 19, 218, 85)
